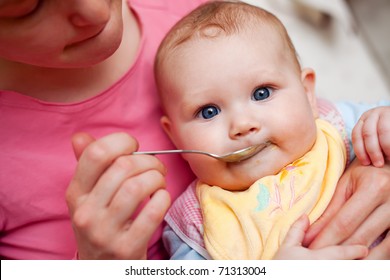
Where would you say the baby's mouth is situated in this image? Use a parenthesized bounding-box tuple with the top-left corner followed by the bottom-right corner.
(229, 141, 271, 164)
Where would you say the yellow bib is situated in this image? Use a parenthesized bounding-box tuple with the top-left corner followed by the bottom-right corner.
(196, 119, 346, 259)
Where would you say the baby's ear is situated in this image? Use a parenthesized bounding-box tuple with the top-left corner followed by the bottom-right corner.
(161, 115, 174, 141)
(301, 68, 318, 118)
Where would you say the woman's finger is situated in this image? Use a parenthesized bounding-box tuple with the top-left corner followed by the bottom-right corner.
(342, 203, 390, 247)
(364, 232, 390, 259)
(69, 133, 138, 195)
(311, 245, 368, 260)
(71, 132, 96, 160)
(308, 168, 380, 248)
(125, 189, 171, 254)
(107, 168, 167, 226)
(88, 154, 166, 208)
(303, 169, 352, 246)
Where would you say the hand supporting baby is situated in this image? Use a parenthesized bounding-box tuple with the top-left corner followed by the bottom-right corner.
(277, 106, 390, 259)
(302, 106, 390, 259)
(274, 215, 368, 259)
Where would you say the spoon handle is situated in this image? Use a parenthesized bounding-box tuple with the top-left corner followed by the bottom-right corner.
(133, 149, 217, 158)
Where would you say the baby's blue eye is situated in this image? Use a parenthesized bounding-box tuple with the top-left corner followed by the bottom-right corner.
(198, 105, 220, 119)
(253, 87, 272, 101)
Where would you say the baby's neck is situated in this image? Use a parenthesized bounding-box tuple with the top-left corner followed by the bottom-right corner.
(0, 5, 140, 103)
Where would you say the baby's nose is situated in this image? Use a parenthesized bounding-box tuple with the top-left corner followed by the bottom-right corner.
(229, 117, 260, 139)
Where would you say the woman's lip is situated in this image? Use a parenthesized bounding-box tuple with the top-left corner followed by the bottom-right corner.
(66, 27, 105, 48)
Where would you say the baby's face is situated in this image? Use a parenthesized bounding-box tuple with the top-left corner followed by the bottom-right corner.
(160, 29, 318, 191)
(0, 0, 123, 67)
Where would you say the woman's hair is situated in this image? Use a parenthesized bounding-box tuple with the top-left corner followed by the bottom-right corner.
(155, 0, 301, 77)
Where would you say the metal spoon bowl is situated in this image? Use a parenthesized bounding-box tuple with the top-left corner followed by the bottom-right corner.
(132, 143, 268, 163)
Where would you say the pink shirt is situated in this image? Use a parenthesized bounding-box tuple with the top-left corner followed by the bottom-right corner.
(0, 0, 206, 260)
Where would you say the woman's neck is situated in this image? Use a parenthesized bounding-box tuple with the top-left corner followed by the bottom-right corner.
(0, 4, 140, 103)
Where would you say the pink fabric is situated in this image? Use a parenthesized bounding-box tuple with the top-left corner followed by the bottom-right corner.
(0, 0, 206, 260)
(316, 98, 350, 164)
(165, 181, 208, 258)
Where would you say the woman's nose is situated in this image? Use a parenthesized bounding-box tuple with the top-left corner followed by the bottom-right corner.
(69, 0, 111, 27)
(229, 116, 261, 139)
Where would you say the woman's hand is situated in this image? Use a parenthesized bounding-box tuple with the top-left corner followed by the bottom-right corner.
(303, 159, 390, 259)
(66, 132, 170, 259)
(274, 215, 367, 260)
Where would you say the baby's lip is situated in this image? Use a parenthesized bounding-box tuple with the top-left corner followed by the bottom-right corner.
(229, 141, 271, 164)
(249, 141, 271, 155)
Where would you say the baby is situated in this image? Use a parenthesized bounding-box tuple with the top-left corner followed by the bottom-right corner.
(154, 0, 389, 259)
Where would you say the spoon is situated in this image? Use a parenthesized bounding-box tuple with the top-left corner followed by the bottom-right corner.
(132, 143, 268, 163)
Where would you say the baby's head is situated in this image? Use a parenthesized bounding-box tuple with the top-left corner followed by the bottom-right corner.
(155, 1, 318, 191)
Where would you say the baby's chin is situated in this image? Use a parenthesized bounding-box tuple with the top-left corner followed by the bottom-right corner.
(199, 175, 259, 192)
(198, 164, 282, 191)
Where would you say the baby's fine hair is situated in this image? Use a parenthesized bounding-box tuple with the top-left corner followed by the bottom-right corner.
(155, 0, 301, 75)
